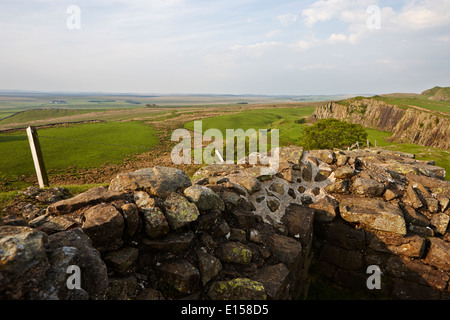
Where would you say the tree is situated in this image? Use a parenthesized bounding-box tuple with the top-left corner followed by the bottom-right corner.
(301, 119, 367, 150)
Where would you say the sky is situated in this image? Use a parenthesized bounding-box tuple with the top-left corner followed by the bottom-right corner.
(0, 0, 449, 95)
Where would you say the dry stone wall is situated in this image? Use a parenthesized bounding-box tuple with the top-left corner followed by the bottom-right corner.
(1, 146, 450, 300)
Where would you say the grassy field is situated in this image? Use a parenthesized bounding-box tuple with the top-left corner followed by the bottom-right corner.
(184, 106, 316, 146)
(335, 92, 450, 117)
(0, 121, 159, 178)
(0, 108, 102, 124)
(0, 92, 448, 195)
(374, 95, 450, 115)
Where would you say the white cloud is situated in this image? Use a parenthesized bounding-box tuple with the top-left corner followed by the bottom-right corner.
(327, 33, 348, 43)
(297, 0, 450, 53)
(290, 35, 322, 51)
(393, 0, 450, 30)
(266, 29, 281, 38)
(0, 0, 449, 95)
(230, 41, 281, 50)
(299, 0, 376, 47)
(302, 0, 450, 31)
(277, 13, 298, 26)
(301, 0, 371, 27)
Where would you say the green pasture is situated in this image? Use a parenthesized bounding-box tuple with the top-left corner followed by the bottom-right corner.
(0, 121, 159, 179)
(336, 94, 450, 116)
(183, 106, 315, 163)
(374, 96, 450, 115)
(0, 108, 101, 124)
(0, 101, 448, 193)
(184, 106, 315, 146)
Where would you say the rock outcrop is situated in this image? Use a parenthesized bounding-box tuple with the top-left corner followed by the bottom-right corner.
(313, 99, 450, 150)
(1, 146, 450, 300)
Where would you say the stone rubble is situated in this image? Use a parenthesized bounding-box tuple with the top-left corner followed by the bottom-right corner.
(1, 146, 450, 300)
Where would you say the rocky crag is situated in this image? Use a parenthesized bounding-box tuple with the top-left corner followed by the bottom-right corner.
(313, 99, 450, 150)
(1, 146, 450, 300)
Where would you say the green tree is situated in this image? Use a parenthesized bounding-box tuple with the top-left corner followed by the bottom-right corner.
(302, 119, 367, 150)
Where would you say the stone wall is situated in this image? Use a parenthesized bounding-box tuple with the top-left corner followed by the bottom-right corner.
(309, 149, 450, 299)
(1, 146, 449, 300)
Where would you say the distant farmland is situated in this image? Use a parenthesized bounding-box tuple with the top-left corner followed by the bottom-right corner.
(0, 91, 448, 194)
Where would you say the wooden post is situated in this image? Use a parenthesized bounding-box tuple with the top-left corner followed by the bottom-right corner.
(26, 126, 49, 188)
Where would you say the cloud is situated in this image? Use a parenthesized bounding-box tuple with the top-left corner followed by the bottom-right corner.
(301, 0, 370, 27)
(277, 13, 298, 27)
(266, 29, 281, 38)
(229, 41, 282, 57)
(299, 0, 376, 47)
(289, 35, 322, 51)
(302, 0, 450, 31)
(297, 0, 450, 53)
(0, 0, 449, 95)
(391, 0, 450, 30)
(327, 33, 348, 43)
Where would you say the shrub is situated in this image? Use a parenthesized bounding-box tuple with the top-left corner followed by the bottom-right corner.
(302, 119, 368, 150)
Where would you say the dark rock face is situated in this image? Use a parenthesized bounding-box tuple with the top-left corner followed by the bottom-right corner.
(0, 226, 49, 299)
(0, 226, 107, 300)
(2, 146, 450, 300)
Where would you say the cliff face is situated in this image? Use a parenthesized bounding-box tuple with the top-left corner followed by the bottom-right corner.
(313, 99, 450, 150)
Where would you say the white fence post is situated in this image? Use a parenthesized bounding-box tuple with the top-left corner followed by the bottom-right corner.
(26, 126, 49, 188)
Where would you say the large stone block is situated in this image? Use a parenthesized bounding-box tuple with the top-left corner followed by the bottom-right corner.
(109, 166, 192, 198)
(425, 238, 450, 272)
(265, 233, 302, 266)
(46, 187, 125, 216)
(183, 185, 224, 211)
(45, 228, 108, 300)
(340, 197, 406, 235)
(281, 204, 314, 247)
(319, 243, 364, 271)
(157, 259, 200, 294)
(251, 263, 290, 300)
(163, 192, 199, 230)
(0, 226, 49, 299)
(208, 278, 267, 300)
(81, 203, 124, 251)
(314, 220, 366, 250)
(367, 233, 426, 258)
(352, 178, 385, 197)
